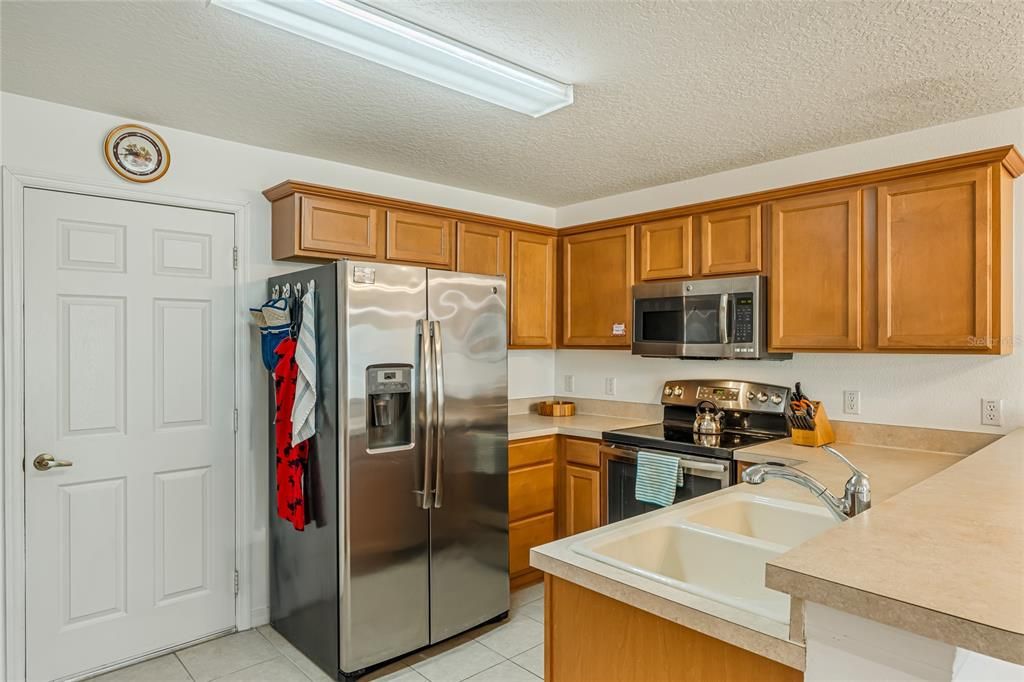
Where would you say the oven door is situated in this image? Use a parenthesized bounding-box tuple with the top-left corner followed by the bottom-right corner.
(602, 444, 733, 525)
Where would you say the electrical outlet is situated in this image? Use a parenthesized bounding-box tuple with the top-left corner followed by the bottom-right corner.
(604, 377, 616, 396)
(563, 374, 575, 392)
(843, 390, 861, 415)
(981, 398, 1003, 426)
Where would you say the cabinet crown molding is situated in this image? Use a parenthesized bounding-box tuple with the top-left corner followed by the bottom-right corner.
(262, 179, 557, 235)
(560, 144, 1024, 235)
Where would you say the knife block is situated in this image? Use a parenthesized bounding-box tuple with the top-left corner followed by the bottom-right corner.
(791, 401, 835, 447)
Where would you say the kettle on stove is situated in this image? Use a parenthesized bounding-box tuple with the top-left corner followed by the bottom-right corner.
(692, 400, 725, 436)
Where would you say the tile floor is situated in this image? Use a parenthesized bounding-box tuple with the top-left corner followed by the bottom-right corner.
(92, 583, 546, 682)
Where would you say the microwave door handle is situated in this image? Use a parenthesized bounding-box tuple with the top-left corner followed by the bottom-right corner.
(718, 293, 729, 343)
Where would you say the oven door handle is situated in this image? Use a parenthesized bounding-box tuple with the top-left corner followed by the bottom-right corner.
(679, 460, 728, 474)
(635, 449, 728, 473)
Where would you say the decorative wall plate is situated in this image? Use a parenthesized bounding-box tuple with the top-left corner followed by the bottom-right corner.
(103, 124, 170, 183)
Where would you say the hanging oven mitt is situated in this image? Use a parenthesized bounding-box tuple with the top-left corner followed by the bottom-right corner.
(255, 298, 291, 372)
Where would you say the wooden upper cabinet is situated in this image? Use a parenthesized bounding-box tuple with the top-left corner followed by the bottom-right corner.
(386, 210, 454, 268)
(638, 216, 694, 280)
(562, 226, 635, 347)
(510, 231, 556, 347)
(271, 192, 384, 261)
(699, 204, 762, 275)
(456, 221, 510, 279)
(877, 166, 997, 351)
(770, 189, 863, 350)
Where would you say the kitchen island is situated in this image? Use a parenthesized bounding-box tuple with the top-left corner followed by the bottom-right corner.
(531, 430, 1022, 680)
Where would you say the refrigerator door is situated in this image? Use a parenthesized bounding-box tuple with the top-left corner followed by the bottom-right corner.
(340, 261, 431, 673)
(427, 271, 509, 643)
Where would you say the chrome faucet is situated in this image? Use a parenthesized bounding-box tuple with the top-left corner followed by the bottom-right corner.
(741, 445, 871, 521)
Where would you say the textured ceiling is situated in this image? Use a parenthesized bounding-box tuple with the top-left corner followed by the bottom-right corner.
(2, 0, 1023, 206)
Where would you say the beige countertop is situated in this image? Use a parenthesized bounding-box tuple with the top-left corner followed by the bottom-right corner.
(530, 436, 969, 670)
(508, 412, 656, 440)
(765, 428, 1024, 665)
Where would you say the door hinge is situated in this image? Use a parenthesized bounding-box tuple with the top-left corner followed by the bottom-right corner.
(233, 408, 239, 433)
(234, 569, 239, 596)
(232, 246, 239, 270)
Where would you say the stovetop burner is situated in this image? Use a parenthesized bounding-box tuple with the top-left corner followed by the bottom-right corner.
(601, 422, 785, 460)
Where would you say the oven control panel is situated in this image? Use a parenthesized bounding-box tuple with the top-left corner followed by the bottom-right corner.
(660, 379, 789, 413)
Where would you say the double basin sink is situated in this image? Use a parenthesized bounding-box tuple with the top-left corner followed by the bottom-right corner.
(571, 491, 838, 623)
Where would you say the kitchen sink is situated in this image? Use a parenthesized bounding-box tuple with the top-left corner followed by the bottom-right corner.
(682, 493, 838, 547)
(570, 491, 839, 623)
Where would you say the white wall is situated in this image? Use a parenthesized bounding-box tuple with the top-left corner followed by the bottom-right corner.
(554, 107, 1024, 434)
(0, 93, 555, 625)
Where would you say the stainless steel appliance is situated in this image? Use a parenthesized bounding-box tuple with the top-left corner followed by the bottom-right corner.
(602, 379, 789, 523)
(268, 261, 509, 680)
(631, 275, 791, 359)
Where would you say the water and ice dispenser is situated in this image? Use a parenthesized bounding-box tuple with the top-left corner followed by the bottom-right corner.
(366, 364, 412, 449)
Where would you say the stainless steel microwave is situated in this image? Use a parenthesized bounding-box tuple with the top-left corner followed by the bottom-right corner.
(632, 275, 790, 359)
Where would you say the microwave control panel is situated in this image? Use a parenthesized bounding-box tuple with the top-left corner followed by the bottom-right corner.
(734, 295, 754, 343)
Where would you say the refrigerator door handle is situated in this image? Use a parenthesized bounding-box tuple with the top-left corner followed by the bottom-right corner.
(418, 319, 434, 509)
(431, 321, 446, 508)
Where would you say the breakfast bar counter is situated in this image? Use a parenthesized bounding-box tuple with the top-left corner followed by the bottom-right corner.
(531, 435, 978, 673)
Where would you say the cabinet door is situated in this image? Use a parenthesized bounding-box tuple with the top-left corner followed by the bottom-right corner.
(509, 463, 555, 521)
(770, 189, 862, 350)
(510, 231, 556, 347)
(456, 221, 510, 278)
(562, 226, 635, 346)
(299, 195, 382, 258)
(699, 204, 762, 275)
(877, 167, 993, 350)
(564, 465, 601, 537)
(638, 216, 694, 280)
(386, 210, 454, 267)
(509, 513, 555, 576)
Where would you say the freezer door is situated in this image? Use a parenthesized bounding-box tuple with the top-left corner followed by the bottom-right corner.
(340, 261, 430, 673)
(427, 271, 510, 643)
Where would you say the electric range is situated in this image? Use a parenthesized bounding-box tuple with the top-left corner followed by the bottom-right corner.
(601, 379, 791, 523)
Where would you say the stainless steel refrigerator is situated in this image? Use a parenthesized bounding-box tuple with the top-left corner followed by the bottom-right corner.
(268, 261, 509, 680)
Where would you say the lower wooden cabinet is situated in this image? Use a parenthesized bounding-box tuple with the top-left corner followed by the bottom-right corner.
(508, 436, 557, 587)
(510, 513, 555, 580)
(564, 465, 601, 537)
(545, 576, 802, 682)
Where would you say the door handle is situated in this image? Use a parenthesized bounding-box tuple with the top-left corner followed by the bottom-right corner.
(417, 319, 433, 509)
(431, 321, 445, 509)
(34, 453, 73, 471)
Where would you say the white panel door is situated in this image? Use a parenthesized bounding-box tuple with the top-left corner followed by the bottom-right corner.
(23, 189, 236, 681)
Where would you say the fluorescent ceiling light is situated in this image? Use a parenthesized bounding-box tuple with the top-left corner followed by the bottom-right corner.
(210, 0, 574, 117)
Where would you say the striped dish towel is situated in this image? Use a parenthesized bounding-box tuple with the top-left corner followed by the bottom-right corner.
(635, 451, 683, 507)
(291, 282, 317, 446)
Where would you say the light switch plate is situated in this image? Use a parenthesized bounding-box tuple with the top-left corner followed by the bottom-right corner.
(604, 377, 616, 396)
(563, 374, 575, 392)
